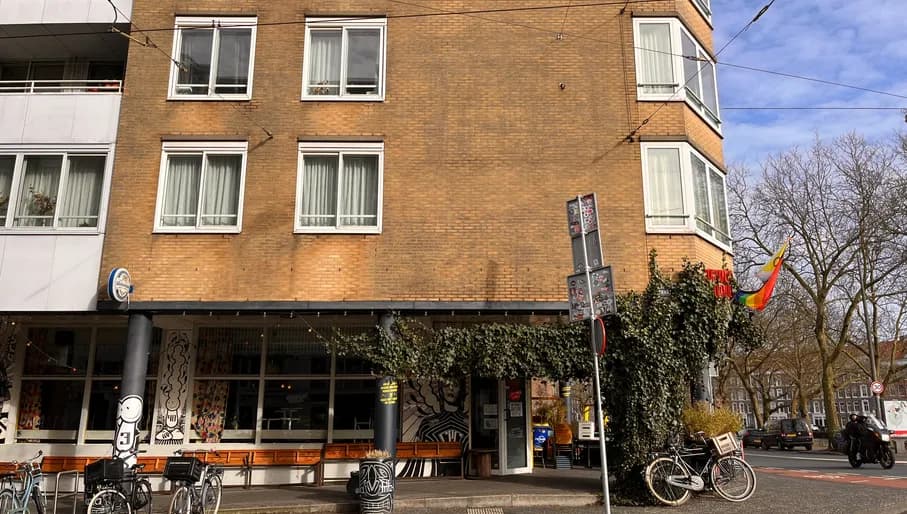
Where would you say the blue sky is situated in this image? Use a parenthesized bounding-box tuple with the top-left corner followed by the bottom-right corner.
(712, 0, 907, 165)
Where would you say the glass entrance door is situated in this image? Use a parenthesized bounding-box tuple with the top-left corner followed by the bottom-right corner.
(501, 379, 530, 473)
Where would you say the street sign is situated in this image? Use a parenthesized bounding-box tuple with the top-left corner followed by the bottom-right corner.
(567, 194, 598, 236)
(567, 267, 616, 321)
(571, 230, 603, 273)
(871, 380, 885, 395)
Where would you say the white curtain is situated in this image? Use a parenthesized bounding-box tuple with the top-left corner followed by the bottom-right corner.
(201, 155, 241, 226)
(162, 155, 201, 226)
(638, 23, 674, 94)
(300, 155, 338, 226)
(215, 28, 252, 94)
(0, 157, 13, 225)
(307, 30, 341, 95)
(691, 154, 711, 232)
(178, 29, 214, 93)
(15, 156, 61, 227)
(646, 149, 684, 226)
(340, 155, 378, 227)
(709, 169, 730, 243)
(58, 156, 104, 228)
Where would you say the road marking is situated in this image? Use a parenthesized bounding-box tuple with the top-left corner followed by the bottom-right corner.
(752, 454, 849, 463)
(757, 467, 907, 490)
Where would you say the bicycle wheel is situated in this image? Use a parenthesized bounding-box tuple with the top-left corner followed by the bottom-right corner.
(88, 488, 132, 514)
(133, 479, 153, 514)
(711, 455, 756, 502)
(168, 486, 191, 514)
(0, 489, 15, 513)
(201, 474, 222, 514)
(31, 486, 47, 514)
(644, 457, 692, 506)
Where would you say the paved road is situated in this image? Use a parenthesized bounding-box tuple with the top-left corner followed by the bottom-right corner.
(744, 447, 907, 491)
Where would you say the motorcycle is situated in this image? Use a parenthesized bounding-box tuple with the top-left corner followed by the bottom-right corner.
(846, 414, 895, 470)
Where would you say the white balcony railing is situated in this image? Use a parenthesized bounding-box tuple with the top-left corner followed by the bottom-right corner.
(0, 80, 122, 94)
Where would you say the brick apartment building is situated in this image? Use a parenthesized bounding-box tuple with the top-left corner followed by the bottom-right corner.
(0, 0, 730, 484)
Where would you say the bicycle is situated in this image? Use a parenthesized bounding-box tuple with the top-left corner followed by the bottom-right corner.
(643, 431, 756, 506)
(0, 451, 46, 514)
(165, 449, 223, 514)
(85, 458, 152, 514)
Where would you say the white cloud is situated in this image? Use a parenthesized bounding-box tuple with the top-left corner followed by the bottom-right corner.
(712, 0, 907, 163)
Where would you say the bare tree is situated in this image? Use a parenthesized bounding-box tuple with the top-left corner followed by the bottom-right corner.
(729, 133, 907, 439)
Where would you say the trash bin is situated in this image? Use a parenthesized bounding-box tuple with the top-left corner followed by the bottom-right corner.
(358, 458, 394, 514)
(467, 449, 496, 478)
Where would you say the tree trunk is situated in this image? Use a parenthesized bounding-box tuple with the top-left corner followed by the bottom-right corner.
(797, 387, 809, 419)
(821, 361, 839, 441)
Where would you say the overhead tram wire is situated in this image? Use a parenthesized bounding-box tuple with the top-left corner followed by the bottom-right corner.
(625, 0, 779, 142)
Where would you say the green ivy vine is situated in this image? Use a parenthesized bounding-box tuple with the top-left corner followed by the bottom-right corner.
(327, 251, 761, 503)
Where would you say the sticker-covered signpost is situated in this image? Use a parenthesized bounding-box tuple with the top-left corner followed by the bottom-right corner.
(566, 193, 613, 514)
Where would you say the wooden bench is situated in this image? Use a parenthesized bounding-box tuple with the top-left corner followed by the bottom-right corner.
(182, 449, 322, 488)
(320, 441, 464, 483)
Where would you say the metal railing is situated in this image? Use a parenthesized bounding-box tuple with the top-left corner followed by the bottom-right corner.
(51, 470, 81, 514)
(0, 79, 122, 94)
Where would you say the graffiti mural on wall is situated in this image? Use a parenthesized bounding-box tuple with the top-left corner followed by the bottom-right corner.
(399, 378, 469, 478)
(0, 328, 16, 440)
(114, 394, 143, 465)
(154, 330, 191, 444)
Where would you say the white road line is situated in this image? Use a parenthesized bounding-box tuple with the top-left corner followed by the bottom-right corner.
(751, 454, 849, 463)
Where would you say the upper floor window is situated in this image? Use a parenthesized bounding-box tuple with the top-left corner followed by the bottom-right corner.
(691, 0, 711, 22)
(154, 142, 247, 233)
(0, 152, 107, 230)
(302, 17, 386, 101)
(641, 142, 730, 250)
(634, 18, 720, 130)
(169, 17, 257, 100)
(296, 142, 383, 233)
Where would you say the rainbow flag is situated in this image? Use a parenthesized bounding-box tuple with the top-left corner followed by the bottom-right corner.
(734, 241, 788, 311)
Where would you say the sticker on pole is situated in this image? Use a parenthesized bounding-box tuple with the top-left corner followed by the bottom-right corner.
(567, 267, 616, 321)
(870, 381, 884, 395)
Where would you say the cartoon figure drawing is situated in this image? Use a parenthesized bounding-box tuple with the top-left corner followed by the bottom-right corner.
(114, 394, 143, 465)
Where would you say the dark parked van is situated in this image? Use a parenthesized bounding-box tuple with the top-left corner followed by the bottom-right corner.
(762, 418, 813, 450)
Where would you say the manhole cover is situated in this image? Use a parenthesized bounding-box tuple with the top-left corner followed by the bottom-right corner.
(466, 509, 505, 514)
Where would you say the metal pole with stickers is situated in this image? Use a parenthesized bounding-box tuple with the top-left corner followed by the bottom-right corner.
(566, 193, 615, 514)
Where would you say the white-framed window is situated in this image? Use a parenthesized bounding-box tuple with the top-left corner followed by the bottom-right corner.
(859, 384, 869, 397)
(168, 17, 257, 100)
(296, 142, 383, 234)
(641, 142, 730, 250)
(633, 18, 720, 130)
(302, 17, 387, 101)
(691, 0, 712, 22)
(154, 141, 247, 233)
(0, 149, 110, 231)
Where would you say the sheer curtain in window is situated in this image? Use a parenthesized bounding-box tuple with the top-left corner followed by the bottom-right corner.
(638, 24, 674, 94)
(300, 155, 338, 226)
(340, 156, 378, 226)
(177, 29, 214, 94)
(691, 154, 711, 233)
(15, 156, 61, 227)
(307, 30, 341, 95)
(0, 156, 13, 226)
(681, 32, 701, 99)
(700, 57, 719, 117)
(161, 155, 201, 226)
(709, 169, 730, 244)
(201, 155, 241, 226)
(215, 28, 252, 94)
(58, 156, 104, 228)
(646, 149, 684, 226)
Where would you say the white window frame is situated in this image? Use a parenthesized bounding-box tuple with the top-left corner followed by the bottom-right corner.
(168, 16, 258, 101)
(154, 141, 248, 234)
(295, 142, 384, 234)
(0, 145, 113, 233)
(633, 18, 721, 132)
(641, 142, 731, 252)
(302, 17, 387, 101)
(690, 0, 712, 24)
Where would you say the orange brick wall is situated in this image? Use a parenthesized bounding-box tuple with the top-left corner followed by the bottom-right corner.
(100, 0, 726, 303)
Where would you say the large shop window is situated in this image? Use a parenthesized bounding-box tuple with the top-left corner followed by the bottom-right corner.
(0, 153, 107, 230)
(191, 326, 375, 444)
(303, 17, 386, 100)
(296, 142, 383, 233)
(633, 18, 721, 130)
(169, 17, 257, 100)
(641, 142, 730, 250)
(155, 142, 247, 233)
(17, 327, 160, 443)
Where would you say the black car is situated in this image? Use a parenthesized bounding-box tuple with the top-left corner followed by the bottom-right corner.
(741, 428, 765, 448)
(762, 418, 813, 450)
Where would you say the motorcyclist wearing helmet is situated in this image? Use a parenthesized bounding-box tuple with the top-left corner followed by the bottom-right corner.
(845, 413, 867, 458)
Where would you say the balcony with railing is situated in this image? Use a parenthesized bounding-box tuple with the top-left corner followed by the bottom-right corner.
(0, 0, 132, 25)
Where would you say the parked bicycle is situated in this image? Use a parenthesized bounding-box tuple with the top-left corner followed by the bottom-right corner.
(0, 451, 46, 514)
(643, 431, 756, 506)
(165, 449, 223, 514)
(85, 458, 152, 514)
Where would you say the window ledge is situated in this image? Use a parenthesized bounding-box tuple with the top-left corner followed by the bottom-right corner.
(153, 228, 242, 235)
(301, 95, 385, 102)
(167, 95, 252, 102)
(645, 226, 732, 253)
(294, 228, 381, 235)
(0, 229, 102, 235)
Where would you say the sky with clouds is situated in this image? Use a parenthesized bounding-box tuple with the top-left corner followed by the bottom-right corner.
(712, 0, 907, 165)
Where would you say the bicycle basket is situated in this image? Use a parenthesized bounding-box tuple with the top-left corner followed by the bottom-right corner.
(85, 458, 125, 486)
(711, 432, 740, 456)
(164, 456, 204, 483)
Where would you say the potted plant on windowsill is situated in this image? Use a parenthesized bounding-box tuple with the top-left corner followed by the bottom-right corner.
(357, 449, 394, 514)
